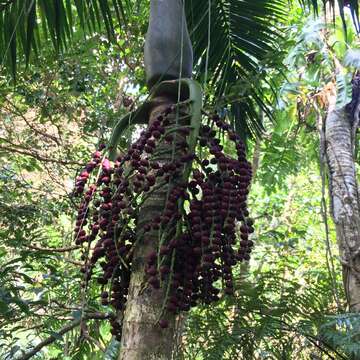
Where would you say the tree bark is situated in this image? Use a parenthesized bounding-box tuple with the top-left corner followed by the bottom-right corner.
(325, 103, 360, 312)
(118, 95, 188, 360)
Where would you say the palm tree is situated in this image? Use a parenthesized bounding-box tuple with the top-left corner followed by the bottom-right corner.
(2, 0, 359, 359)
(116, 5, 194, 358)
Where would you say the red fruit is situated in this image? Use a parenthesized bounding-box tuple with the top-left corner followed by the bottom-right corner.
(99, 219, 108, 229)
(160, 246, 170, 256)
(93, 151, 102, 159)
(161, 216, 170, 225)
(109, 257, 119, 266)
(167, 303, 177, 313)
(160, 266, 170, 275)
(101, 176, 110, 184)
(147, 251, 157, 264)
(201, 237, 210, 246)
(150, 161, 160, 169)
(132, 151, 141, 160)
(101, 203, 112, 210)
(240, 233, 248, 240)
(101, 299, 109, 306)
(103, 238, 114, 247)
(146, 139, 156, 148)
(199, 138, 207, 147)
(146, 266, 157, 276)
(118, 201, 126, 209)
(93, 247, 105, 257)
(168, 239, 178, 248)
(240, 240, 248, 247)
(159, 319, 169, 329)
(101, 291, 109, 298)
(77, 229, 86, 237)
(146, 174, 156, 185)
(193, 247, 202, 255)
(102, 159, 111, 171)
(80, 171, 89, 179)
(165, 134, 174, 142)
(148, 276, 160, 289)
(240, 224, 249, 233)
(97, 277, 108, 285)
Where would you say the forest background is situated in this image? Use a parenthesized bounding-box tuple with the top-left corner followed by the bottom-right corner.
(1, 0, 360, 359)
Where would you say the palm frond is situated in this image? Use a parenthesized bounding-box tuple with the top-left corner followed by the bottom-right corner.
(301, 0, 360, 33)
(2, 0, 356, 139)
(186, 0, 287, 138)
(0, 0, 131, 80)
(182, 269, 347, 360)
(1, 0, 289, 139)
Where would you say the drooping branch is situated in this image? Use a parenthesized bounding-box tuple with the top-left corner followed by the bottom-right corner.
(2, 98, 61, 145)
(24, 244, 81, 253)
(17, 313, 110, 360)
(0, 144, 83, 166)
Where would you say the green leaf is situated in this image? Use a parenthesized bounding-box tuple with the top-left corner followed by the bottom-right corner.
(0, 299, 10, 314)
(12, 297, 30, 314)
(186, 0, 287, 138)
(335, 71, 352, 109)
(344, 49, 360, 68)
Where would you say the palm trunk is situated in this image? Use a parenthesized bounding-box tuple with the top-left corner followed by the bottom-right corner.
(118, 96, 187, 359)
(325, 99, 360, 312)
(144, 0, 193, 88)
(119, 2, 193, 357)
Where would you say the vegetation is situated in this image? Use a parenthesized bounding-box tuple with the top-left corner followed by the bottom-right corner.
(1, 0, 360, 359)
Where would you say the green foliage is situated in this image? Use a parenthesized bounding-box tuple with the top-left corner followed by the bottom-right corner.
(0, 2, 358, 360)
(183, 272, 342, 359)
(0, 31, 135, 359)
(0, 0, 305, 141)
(185, 0, 288, 138)
(302, 0, 360, 34)
(0, 0, 137, 78)
(183, 164, 352, 359)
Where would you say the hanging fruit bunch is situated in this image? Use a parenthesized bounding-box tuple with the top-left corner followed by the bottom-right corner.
(72, 80, 254, 337)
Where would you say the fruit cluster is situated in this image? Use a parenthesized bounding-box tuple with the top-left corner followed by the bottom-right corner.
(73, 105, 253, 335)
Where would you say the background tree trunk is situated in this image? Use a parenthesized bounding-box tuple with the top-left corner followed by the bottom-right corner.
(325, 101, 360, 312)
(119, 95, 188, 360)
